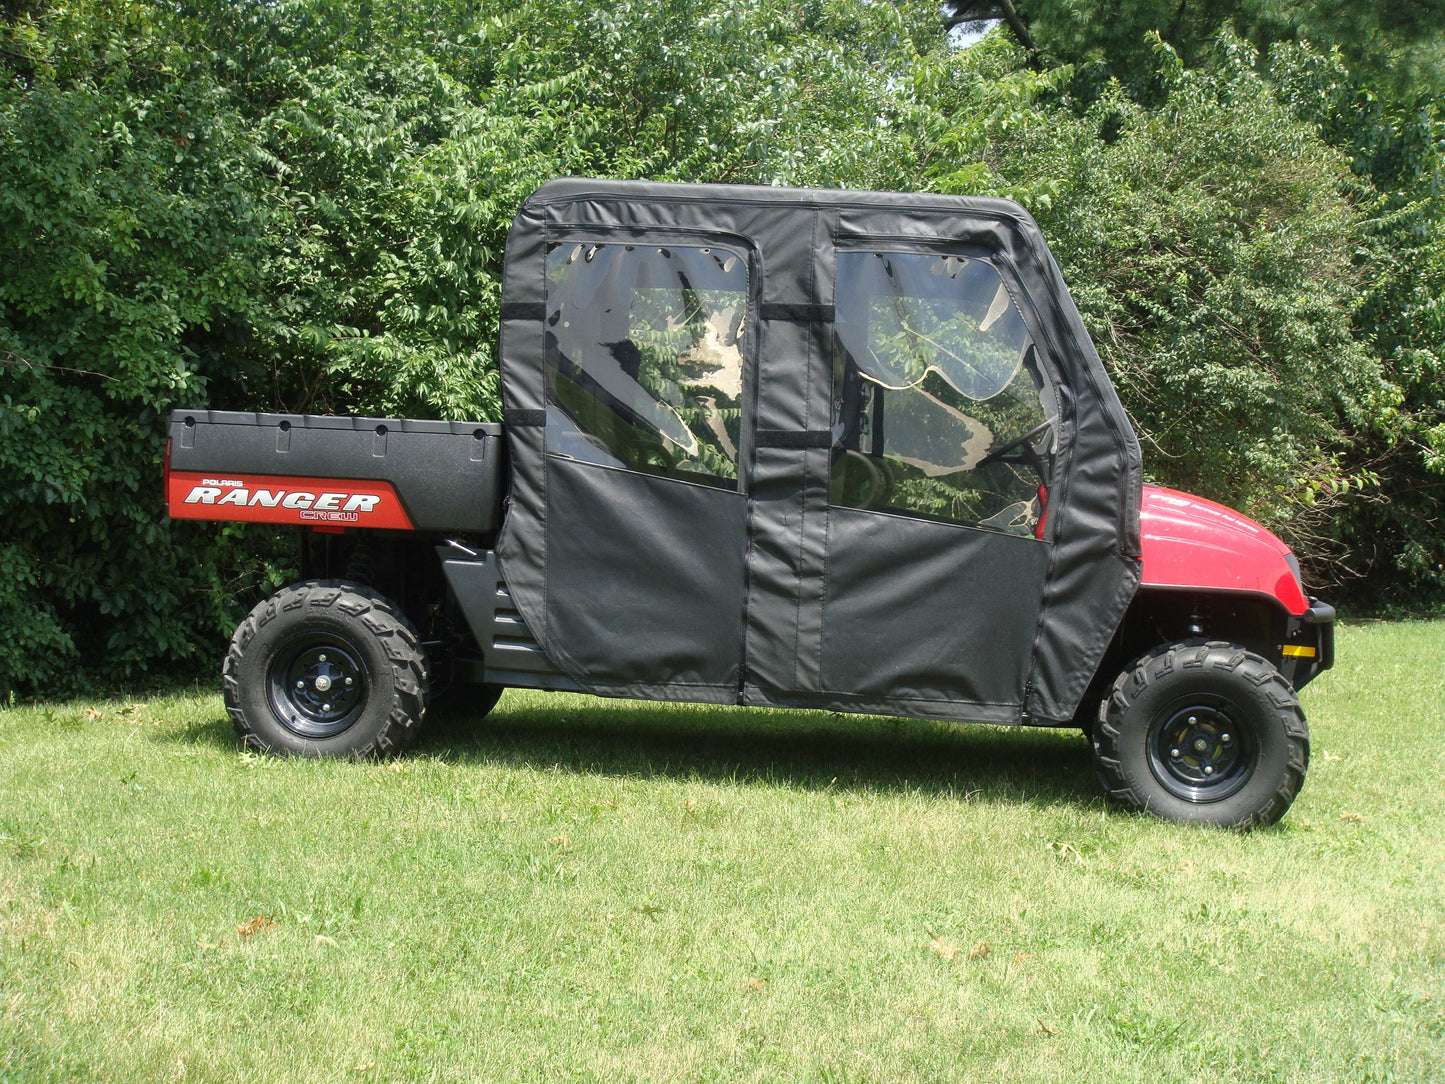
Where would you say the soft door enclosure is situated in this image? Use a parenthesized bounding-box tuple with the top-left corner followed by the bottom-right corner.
(496, 180, 1142, 724)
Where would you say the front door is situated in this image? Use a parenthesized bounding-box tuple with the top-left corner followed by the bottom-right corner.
(786, 246, 1060, 723)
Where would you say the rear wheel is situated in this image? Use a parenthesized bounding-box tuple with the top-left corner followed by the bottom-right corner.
(224, 580, 429, 758)
(1093, 641, 1309, 828)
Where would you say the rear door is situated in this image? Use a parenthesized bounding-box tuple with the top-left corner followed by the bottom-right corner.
(526, 235, 755, 701)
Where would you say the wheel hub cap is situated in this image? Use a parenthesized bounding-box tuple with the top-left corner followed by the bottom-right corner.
(268, 639, 366, 739)
(1147, 694, 1256, 802)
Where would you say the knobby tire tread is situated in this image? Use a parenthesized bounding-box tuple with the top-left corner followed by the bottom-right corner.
(223, 580, 429, 758)
(1092, 640, 1309, 829)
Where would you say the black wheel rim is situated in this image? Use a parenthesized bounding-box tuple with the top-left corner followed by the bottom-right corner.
(1146, 693, 1257, 803)
(266, 635, 367, 739)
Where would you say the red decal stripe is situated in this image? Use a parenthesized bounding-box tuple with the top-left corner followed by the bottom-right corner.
(166, 471, 415, 530)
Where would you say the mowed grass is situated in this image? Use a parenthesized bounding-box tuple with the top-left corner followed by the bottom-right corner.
(1, 624, 1442, 1083)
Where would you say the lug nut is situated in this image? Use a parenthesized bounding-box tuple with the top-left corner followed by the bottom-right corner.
(296, 680, 304, 689)
(345, 677, 353, 686)
(1187, 715, 1197, 725)
(1171, 748, 1180, 758)
(1204, 765, 1214, 775)
(1221, 733, 1231, 743)
(322, 703, 330, 712)
(318, 654, 327, 662)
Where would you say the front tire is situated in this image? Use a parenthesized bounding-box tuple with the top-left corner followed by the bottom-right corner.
(224, 580, 429, 758)
(1093, 641, 1309, 828)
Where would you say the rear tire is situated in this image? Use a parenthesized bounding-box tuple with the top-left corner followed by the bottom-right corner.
(1093, 641, 1308, 828)
(224, 580, 429, 758)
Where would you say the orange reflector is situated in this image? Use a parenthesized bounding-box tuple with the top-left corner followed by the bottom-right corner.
(1282, 644, 1317, 658)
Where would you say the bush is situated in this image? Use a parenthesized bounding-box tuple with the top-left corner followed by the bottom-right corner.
(922, 34, 1392, 579)
(0, 2, 273, 696)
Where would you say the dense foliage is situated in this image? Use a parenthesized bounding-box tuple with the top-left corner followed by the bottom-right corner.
(916, 36, 1390, 550)
(1, 0, 1440, 696)
(0, 2, 265, 694)
(950, 1, 1444, 605)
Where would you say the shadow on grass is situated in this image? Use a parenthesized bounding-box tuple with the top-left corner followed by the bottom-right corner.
(420, 694, 1099, 809)
(168, 693, 1099, 809)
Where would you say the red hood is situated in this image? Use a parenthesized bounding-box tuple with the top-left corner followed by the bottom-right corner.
(1139, 485, 1308, 614)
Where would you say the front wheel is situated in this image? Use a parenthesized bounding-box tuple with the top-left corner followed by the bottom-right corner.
(223, 580, 429, 758)
(1093, 641, 1309, 828)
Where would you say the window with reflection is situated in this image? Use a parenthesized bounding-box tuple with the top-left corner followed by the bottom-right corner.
(831, 252, 1057, 535)
(545, 241, 748, 490)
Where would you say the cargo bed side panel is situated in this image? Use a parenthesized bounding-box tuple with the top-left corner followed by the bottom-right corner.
(167, 410, 504, 534)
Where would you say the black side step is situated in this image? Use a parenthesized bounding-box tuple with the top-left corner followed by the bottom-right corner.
(439, 548, 580, 691)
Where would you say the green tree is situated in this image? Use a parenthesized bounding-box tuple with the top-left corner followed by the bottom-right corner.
(0, 0, 273, 695)
(0, 0, 949, 696)
(911, 33, 1393, 576)
(1269, 40, 1445, 607)
(929, 11, 1445, 601)
(944, 0, 1445, 93)
(3, 0, 1438, 699)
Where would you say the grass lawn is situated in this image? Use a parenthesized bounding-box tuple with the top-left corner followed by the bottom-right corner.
(1, 622, 1442, 1082)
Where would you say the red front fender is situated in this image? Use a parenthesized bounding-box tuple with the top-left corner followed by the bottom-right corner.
(1139, 486, 1309, 615)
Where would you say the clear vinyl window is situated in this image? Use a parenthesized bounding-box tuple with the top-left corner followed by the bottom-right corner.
(831, 251, 1056, 535)
(544, 241, 749, 490)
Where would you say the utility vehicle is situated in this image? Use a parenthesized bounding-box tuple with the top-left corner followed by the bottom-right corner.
(166, 179, 1333, 826)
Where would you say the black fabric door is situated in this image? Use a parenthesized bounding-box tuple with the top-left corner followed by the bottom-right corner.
(810, 248, 1061, 722)
(531, 237, 753, 701)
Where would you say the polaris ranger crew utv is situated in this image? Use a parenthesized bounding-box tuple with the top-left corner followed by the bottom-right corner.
(166, 179, 1334, 827)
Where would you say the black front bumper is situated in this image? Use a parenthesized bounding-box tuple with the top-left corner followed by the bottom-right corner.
(1281, 598, 1335, 691)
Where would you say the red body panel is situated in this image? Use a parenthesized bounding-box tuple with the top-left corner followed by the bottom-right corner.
(166, 470, 415, 530)
(1139, 485, 1308, 615)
